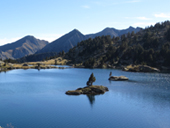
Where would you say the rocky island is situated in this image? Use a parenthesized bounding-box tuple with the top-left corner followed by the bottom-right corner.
(108, 72, 129, 81)
(66, 73, 109, 95)
(109, 76, 129, 81)
(66, 85, 109, 95)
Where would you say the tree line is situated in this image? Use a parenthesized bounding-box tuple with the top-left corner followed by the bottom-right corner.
(66, 20, 170, 68)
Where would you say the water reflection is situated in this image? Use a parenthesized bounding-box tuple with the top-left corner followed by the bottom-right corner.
(0, 123, 14, 128)
(110, 84, 170, 109)
(87, 95, 95, 106)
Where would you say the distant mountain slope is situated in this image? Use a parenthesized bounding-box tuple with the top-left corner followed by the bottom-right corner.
(0, 36, 48, 60)
(17, 52, 58, 63)
(36, 29, 86, 54)
(37, 27, 141, 54)
(86, 26, 141, 39)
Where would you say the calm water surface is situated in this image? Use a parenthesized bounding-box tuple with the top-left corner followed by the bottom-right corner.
(0, 68, 170, 128)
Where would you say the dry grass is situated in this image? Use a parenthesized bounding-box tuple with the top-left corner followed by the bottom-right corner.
(12, 64, 23, 68)
(12, 64, 31, 69)
(27, 57, 69, 65)
(126, 64, 139, 69)
(0, 57, 70, 71)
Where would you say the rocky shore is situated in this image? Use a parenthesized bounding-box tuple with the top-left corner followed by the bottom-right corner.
(0, 63, 73, 72)
(123, 65, 160, 72)
(0, 60, 167, 74)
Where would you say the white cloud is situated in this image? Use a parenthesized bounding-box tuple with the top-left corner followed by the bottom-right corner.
(82, 5, 90, 9)
(154, 13, 170, 18)
(137, 17, 152, 20)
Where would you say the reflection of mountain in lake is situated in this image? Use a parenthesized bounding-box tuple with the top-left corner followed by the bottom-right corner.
(87, 95, 95, 106)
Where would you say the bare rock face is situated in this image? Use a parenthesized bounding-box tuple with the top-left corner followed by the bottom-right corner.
(66, 85, 109, 95)
(109, 76, 128, 81)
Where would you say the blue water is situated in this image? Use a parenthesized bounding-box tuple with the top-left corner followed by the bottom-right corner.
(52, 65, 72, 68)
(0, 68, 170, 128)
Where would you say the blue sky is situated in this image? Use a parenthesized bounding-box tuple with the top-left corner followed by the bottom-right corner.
(0, 0, 170, 46)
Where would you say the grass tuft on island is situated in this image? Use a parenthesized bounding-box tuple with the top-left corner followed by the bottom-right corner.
(65, 85, 109, 95)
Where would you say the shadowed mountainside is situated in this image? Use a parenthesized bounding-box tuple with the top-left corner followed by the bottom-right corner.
(36, 29, 86, 54)
(4, 26, 141, 61)
(0, 36, 48, 60)
(36, 27, 141, 54)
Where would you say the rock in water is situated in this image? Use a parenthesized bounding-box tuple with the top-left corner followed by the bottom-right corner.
(109, 76, 128, 81)
(66, 85, 109, 95)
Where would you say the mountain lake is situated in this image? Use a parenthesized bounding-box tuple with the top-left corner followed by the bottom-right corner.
(0, 68, 170, 128)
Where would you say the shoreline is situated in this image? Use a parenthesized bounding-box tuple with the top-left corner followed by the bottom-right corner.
(1, 63, 170, 74)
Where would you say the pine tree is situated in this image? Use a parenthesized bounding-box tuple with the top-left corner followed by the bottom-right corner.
(165, 28, 170, 41)
(86, 73, 96, 86)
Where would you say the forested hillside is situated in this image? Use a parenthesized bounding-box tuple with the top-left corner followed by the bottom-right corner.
(66, 21, 170, 68)
(17, 52, 58, 63)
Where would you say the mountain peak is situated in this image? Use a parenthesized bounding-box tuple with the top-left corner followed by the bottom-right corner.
(104, 27, 111, 30)
(128, 26, 134, 29)
(66, 29, 84, 37)
(23, 35, 36, 40)
(36, 29, 86, 54)
(102, 27, 115, 31)
(70, 29, 81, 33)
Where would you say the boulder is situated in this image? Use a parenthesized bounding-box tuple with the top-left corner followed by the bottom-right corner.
(109, 76, 128, 81)
(66, 85, 109, 95)
(22, 63, 28, 66)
